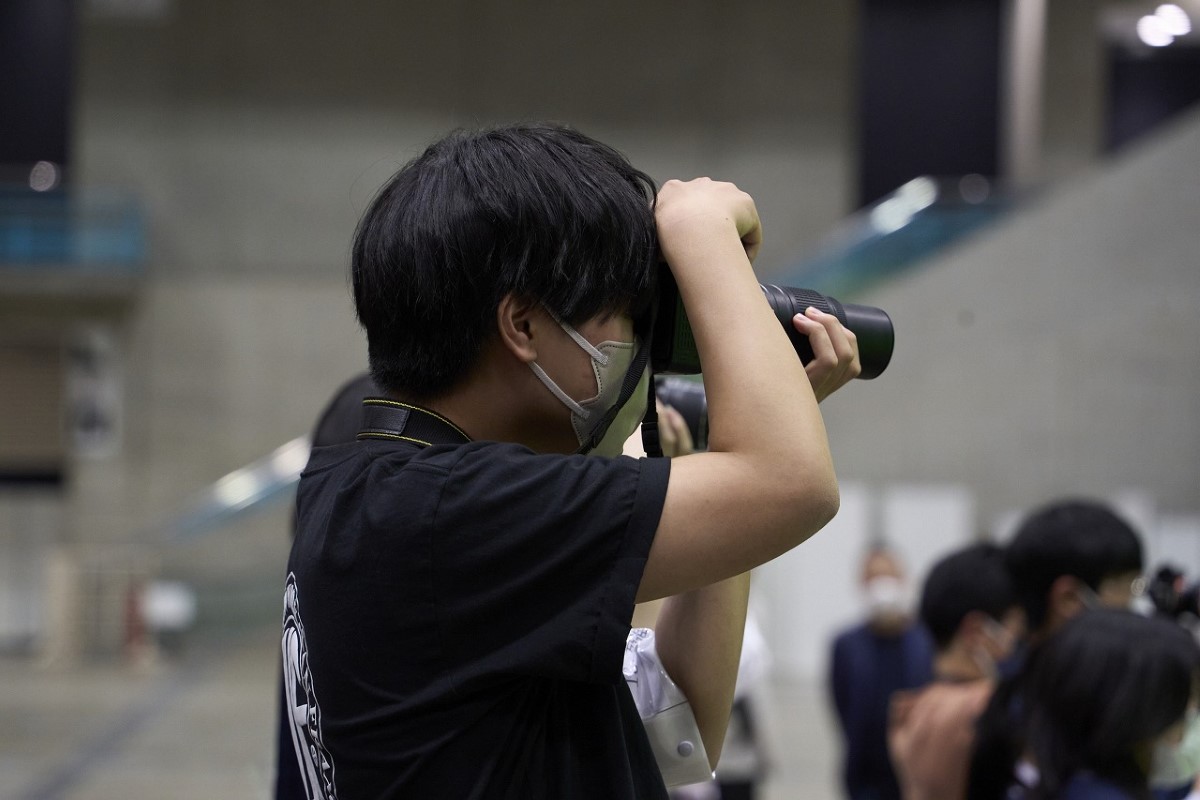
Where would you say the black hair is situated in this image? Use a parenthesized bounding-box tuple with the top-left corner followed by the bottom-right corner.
(919, 543, 1017, 650)
(1005, 499, 1144, 630)
(1021, 610, 1198, 799)
(967, 610, 1199, 800)
(351, 122, 659, 398)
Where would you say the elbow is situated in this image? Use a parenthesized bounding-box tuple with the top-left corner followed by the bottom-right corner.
(818, 479, 841, 528)
(807, 482, 840, 536)
(787, 466, 840, 539)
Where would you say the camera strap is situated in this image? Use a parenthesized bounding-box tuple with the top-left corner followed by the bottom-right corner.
(639, 286, 664, 459)
(575, 338, 653, 454)
(356, 398, 472, 448)
(640, 378, 662, 459)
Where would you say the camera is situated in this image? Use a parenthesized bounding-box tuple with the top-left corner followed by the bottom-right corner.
(646, 268, 894, 454)
(650, 268, 895, 378)
(1147, 565, 1200, 620)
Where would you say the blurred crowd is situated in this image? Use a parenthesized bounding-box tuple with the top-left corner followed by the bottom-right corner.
(828, 499, 1200, 800)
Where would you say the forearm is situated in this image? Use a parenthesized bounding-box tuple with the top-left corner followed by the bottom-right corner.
(661, 212, 830, 472)
(656, 195, 838, 528)
(639, 181, 852, 601)
(652, 571, 751, 769)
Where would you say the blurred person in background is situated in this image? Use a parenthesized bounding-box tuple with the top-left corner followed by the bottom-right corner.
(971, 609, 1200, 800)
(968, 498, 1150, 798)
(830, 545, 935, 800)
(889, 543, 1023, 800)
(1002, 499, 1145, 669)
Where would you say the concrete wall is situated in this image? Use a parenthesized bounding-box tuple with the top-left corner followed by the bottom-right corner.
(76, 0, 859, 280)
(820, 107, 1200, 530)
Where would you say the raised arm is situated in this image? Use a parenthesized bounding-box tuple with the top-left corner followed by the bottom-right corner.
(637, 179, 859, 603)
(639, 182, 859, 763)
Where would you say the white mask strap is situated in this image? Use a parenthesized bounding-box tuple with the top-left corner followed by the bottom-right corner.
(543, 308, 610, 366)
(528, 361, 590, 419)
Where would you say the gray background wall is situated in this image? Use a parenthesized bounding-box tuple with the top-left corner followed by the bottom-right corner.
(825, 109, 1200, 527)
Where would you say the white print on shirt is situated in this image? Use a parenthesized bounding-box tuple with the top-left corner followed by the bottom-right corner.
(283, 572, 339, 800)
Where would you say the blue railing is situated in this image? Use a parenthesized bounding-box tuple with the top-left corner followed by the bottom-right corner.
(779, 175, 1013, 297)
(160, 437, 312, 542)
(0, 185, 145, 272)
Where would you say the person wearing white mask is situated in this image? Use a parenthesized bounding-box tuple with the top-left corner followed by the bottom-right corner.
(888, 543, 1024, 800)
(284, 123, 862, 800)
(830, 546, 935, 800)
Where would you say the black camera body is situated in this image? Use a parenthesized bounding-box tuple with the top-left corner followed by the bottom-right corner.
(649, 270, 895, 451)
(650, 268, 895, 378)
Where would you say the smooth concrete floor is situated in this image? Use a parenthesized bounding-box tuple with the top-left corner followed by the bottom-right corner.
(0, 625, 844, 800)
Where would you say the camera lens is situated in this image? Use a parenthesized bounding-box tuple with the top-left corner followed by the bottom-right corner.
(760, 285, 894, 380)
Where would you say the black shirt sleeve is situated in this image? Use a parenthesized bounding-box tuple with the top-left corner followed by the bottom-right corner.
(422, 443, 669, 688)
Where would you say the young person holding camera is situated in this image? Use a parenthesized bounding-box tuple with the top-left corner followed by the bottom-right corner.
(282, 123, 860, 799)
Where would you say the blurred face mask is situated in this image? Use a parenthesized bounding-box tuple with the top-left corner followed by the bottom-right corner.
(865, 575, 910, 623)
(1150, 708, 1200, 789)
(527, 312, 643, 454)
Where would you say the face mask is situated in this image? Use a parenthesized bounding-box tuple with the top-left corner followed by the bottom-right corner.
(1150, 708, 1200, 789)
(865, 576, 910, 622)
(587, 365, 651, 458)
(527, 313, 641, 454)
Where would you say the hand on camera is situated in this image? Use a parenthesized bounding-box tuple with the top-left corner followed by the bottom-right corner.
(793, 307, 861, 402)
(655, 178, 762, 264)
(655, 401, 695, 458)
(617, 402, 694, 459)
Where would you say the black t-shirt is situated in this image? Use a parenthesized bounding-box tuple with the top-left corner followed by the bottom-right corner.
(283, 435, 671, 799)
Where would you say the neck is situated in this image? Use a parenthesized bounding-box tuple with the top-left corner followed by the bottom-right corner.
(388, 341, 573, 453)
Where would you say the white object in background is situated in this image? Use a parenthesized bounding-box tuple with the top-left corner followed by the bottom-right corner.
(140, 580, 197, 632)
(881, 484, 976, 590)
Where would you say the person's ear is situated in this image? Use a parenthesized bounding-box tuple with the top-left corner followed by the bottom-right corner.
(496, 293, 541, 364)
